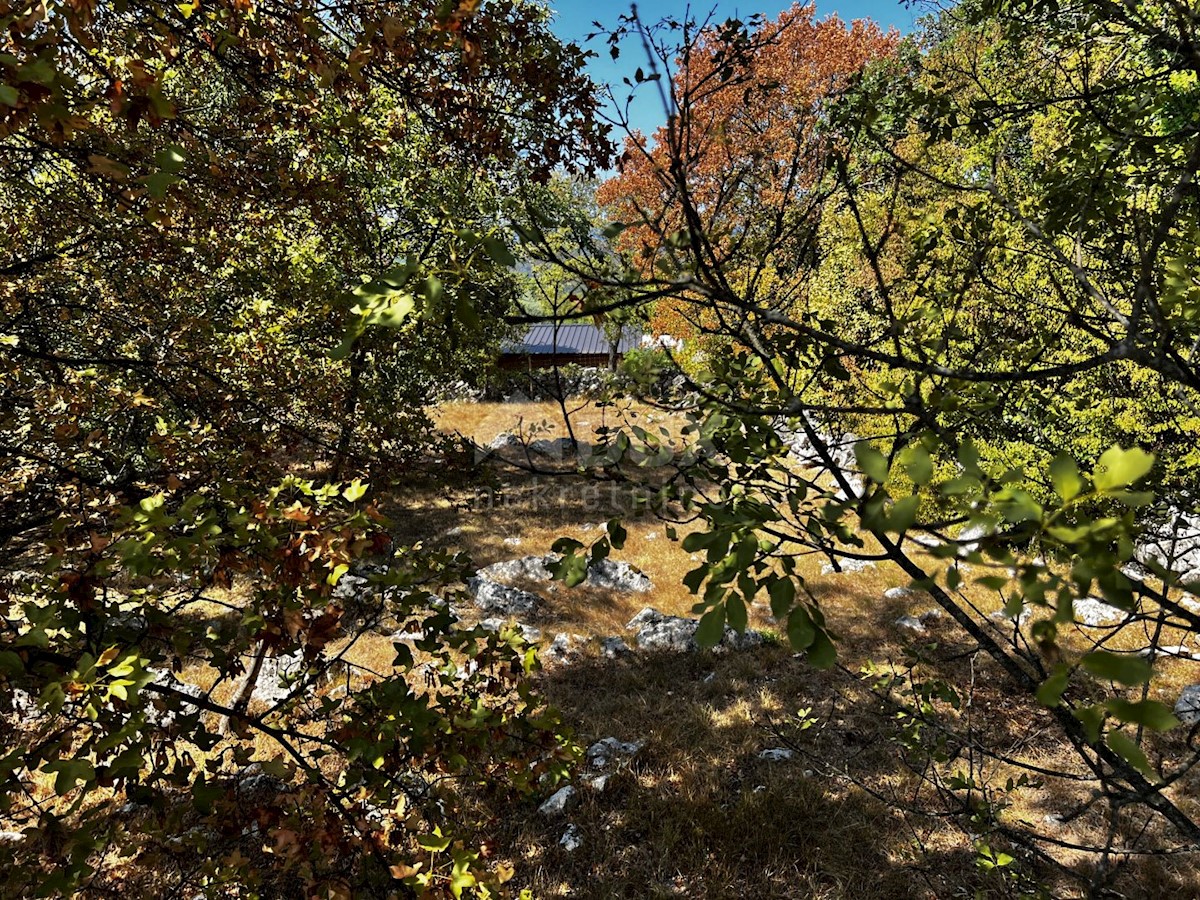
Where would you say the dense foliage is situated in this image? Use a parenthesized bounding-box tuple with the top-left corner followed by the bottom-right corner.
(1, 0, 609, 895)
(7, 0, 1200, 894)
(526, 0, 1200, 889)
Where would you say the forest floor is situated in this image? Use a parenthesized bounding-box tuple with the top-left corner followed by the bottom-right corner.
(391, 400, 1200, 900)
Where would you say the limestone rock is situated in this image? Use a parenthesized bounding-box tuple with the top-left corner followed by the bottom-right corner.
(542, 633, 583, 667)
(894, 615, 927, 633)
(820, 558, 877, 575)
(990, 606, 1032, 626)
(1072, 596, 1125, 626)
(538, 785, 579, 818)
(1175, 684, 1200, 726)
(251, 651, 311, 706)
(468, 578, 542, 617)
(147, 670, 205, 727)
(758, 748, 794, 762)
(477, 555, 555, 583)
(600, 636, 632, 659)
(332, 573, 369, 603)
(559, 824, 583, 852)
(479, 618, 542, 642)
(586, 558, 653, 593)
(884, 586, 917, 601)
(485, 432, 523, 454)
(625, 607, 765, 653)
(587, 737, 644, 769)
(1135, 509, 1200, 585)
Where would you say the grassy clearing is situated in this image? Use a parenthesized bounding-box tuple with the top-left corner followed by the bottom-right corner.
(12, 399, 1197, 897)
(413, 400, 1200, 899)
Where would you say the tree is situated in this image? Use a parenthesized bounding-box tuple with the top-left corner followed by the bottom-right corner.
(524, 0, 1200, 891)
(1, 1, 610, 895)
(595, 3, 897, 349)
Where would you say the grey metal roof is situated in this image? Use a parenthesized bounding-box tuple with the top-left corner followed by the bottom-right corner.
(501, 323, 642, 356)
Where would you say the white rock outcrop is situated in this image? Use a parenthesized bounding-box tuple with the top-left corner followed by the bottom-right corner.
(538, 785, 579, 819)
(625, 607, 765, 653)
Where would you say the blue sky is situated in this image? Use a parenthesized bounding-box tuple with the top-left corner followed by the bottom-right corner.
(547, 1, 919, 138)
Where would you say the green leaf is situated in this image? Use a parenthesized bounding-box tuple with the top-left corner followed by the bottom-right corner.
(1093, 446, 1155, 492)
(885, 495, 920, 533)
(806, 629, 837, 669)
(422, 275, 444, 305)
(154, 145, 186, 173)
(1107, 730, 1155, 779)
(1074, 703, 1105, 743)
(854, 444, 889, 483)
(786, 606, 816, 650)
(342, 479, 369, 502)
(1105, 699, 1179, 731)
(901, 445, 933, 486)
(1049, 453, 1085, 501)
(0, 84, 18, 106)
(606, 519, 627, 550)
(142, 170, 179, 199)
(481, 235, 516, 267)
(768, 577, 795, 619)
(726, 596, 748, 633)
(695, 606, 726, 648)
(1036, 669, 1069, 707)
(417, 830, 452, 853)
(1080, 650, 1151, 686)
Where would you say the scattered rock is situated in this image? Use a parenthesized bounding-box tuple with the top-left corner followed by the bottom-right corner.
(1137, 644, 1197, 660)
(956, 523, 989, 553)
(332, 573, 369, 603)
(530, 437, 592, 459)
(4, 688, 42, 724)
(884, 587, 917, 601)
(502, 536, 523, 547)
(1072, 596, 1125, 627)
(990, 606, 1032, 626)
(485, 432, 523, 454)
(559, 824, 583, 852)
(0, 831, 25, 844)
(894, 615, 927, 633)
(587, 737, 644, 770)
(479, 618, 542, 642)
(586, 558, 653, 593)
(1135, 509, 1200, 585)
(758, 748, 794, 762)
(389, 629, 428, 643)
(538, 785, 579, 818)
(251, 651, 315, 706)
(542, 633, 583, 667)
(477, 555, 555, 583)
(468, 578, 542, 617)
(600, 636, 632, 659)
(147, 670, 205, 727)
(820, 558, 877, 575)
(586, 774, 611, 793)
(1175, 685, 1200, 726)
(625, 607, 765, 653)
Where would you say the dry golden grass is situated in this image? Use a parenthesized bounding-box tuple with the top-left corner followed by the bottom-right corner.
(14, 400, 1197, 898)
(406, 400, 1200, 899)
